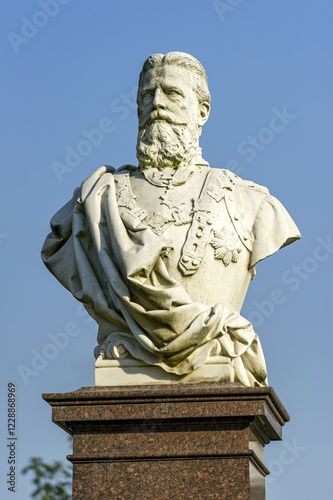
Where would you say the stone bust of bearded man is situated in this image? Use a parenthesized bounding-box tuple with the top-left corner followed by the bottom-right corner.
(42, 52, 300, 387)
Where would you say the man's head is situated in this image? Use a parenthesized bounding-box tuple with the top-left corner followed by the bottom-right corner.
(136, 52, 211, 169)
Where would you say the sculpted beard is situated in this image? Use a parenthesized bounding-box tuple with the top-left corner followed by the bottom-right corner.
(136, 120, 199, 169)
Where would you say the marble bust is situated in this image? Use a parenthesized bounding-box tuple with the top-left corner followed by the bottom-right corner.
(42, 52, 300, 387)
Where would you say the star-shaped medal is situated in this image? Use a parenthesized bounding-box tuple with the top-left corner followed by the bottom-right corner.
(210, 227, 242, 266)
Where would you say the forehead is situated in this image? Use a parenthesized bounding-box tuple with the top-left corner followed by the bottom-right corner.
(140, 64, 194, 91)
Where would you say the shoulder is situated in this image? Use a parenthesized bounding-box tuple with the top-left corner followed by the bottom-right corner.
(215, 168, 269, 195)
(210, 169, 300, 267)
(211, 168, 270, 215)
(82, 164, 138, 183)
(79, 165, 139, 201)
(116, 164, 138, 175)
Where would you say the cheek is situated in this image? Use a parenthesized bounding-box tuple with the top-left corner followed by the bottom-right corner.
(171, 102, 191, 113)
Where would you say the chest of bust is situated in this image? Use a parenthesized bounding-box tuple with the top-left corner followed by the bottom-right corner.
(119, 169, 253, 311)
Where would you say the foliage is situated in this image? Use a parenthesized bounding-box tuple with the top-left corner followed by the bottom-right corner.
(21, 457, 72, 500)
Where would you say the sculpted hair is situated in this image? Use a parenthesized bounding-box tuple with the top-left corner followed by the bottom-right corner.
(137, 51, 211, 106)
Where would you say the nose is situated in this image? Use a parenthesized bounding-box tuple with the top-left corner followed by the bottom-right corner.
(152, 87, 166, 109)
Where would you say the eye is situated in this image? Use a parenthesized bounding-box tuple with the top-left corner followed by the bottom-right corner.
(165, 88, 182, 98)
(140, 90, 153, 103)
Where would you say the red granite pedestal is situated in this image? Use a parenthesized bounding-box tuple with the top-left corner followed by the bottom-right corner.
(43, 383, 289, 500)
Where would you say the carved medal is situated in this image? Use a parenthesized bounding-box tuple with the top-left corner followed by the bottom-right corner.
(210, 227, 242, 266)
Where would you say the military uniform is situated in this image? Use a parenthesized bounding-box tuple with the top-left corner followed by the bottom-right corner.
(42, 165, 300, 386)
(118, 165, 300, 312)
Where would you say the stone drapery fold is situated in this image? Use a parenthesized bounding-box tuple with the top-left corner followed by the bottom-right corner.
(42, 166, 268, 387)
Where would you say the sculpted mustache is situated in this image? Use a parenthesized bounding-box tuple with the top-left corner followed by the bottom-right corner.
(140, 111, 186, 127)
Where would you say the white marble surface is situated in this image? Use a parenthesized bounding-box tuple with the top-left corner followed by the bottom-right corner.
(42, 52, 300, 387)
(95, 355, 234, 386)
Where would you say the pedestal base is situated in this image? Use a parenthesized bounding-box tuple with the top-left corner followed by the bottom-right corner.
(43, 384, 289, 500)
(95, 356, 234, 385)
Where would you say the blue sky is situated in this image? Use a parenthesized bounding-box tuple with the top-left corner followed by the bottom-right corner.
(1, 1, 332, 498)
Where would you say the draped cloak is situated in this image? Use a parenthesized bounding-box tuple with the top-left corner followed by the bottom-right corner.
(41, 165, 301, 387)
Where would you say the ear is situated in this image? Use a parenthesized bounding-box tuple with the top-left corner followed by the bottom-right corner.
(198, 101, 210, 127)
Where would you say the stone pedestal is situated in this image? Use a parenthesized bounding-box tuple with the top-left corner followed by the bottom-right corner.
(43, 384, 289, 500)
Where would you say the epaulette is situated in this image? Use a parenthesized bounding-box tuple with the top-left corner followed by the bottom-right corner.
(205, 168, 268, 259)
(220, 169, 269, 195)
